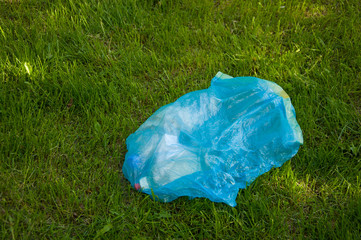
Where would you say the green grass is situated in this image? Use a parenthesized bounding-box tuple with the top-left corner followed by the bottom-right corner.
(1, 0, 360, 238)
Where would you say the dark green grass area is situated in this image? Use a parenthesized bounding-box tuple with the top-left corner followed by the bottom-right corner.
(1, 0, 360, 238)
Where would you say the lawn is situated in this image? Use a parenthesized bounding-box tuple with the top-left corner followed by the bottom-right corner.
(1, 0, 360, 239)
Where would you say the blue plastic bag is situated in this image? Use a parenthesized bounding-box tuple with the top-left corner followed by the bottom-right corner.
(123, 72, 303, 206)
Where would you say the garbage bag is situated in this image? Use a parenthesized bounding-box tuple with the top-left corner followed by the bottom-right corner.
(122, 72, 303, 207)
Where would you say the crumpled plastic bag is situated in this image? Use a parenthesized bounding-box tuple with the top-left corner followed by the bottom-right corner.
(122, 72, 303, 206)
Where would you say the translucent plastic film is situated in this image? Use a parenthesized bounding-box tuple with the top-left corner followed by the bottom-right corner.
(123, 72, 303, 206)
